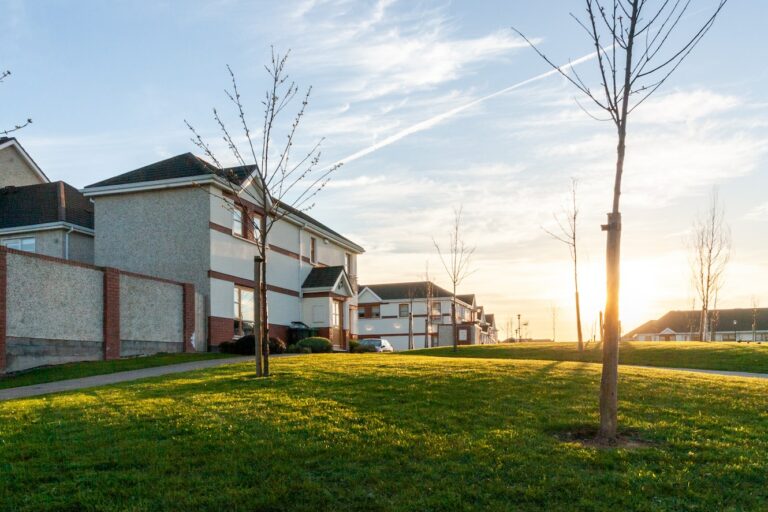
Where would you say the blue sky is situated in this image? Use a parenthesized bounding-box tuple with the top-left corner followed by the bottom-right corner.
(3, 0, 767, 339)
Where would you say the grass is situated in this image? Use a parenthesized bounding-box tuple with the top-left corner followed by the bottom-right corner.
(407, 341, 768, 373)
(0, 352, 233, 390)
(1, 354, 767, 511)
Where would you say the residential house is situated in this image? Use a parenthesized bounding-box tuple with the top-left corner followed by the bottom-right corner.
(82, 153, 364, 351)
(627, 308, 768, 342)
(357, 281, 497, 350)
(0, 138, 94, 263)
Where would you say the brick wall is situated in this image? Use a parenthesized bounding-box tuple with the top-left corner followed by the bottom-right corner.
(0, 246, 198, 373)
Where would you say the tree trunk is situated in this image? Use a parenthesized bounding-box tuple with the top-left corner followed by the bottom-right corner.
(253, 256, 263, 377)
(599, 211, 621, 442)
(408, 311, 414, 350)
(261, 216, 270, 377)
(575, 283, 583, 351)
(452, 290, 458, 352)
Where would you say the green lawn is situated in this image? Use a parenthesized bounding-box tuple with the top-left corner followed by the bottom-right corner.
(1, 354, 767, 511)
(0, 353, 232, 390)
(407, 341, 768, 373)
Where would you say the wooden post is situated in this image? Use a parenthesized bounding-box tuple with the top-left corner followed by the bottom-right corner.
(254, 256, 263, 377)
(599, 212, 621, 441)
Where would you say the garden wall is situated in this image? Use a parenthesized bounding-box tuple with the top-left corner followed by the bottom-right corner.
(0, 246, 197, 373)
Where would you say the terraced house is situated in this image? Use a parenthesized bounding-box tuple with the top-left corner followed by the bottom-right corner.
(357, 281, 498, 351)
(83, 153, 364, 350)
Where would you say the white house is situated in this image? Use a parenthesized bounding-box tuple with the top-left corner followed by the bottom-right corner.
(357, 281, 498, 351)
(627, 308, 768, 342)
(83, 153, 364, 350)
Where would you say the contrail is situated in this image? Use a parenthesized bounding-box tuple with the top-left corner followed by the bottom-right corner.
(329, 50, 598, 168)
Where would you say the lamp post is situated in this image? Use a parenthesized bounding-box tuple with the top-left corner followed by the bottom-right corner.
(733, 319, 738, 342)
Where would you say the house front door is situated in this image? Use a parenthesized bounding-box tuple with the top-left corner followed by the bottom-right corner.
(329, 300, 343, 347)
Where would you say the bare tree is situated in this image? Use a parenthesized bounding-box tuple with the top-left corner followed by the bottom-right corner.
(690, 190, 730, 342)
(433, 206, 475, 352)
(1, 70, 32, 136)
(751, 297, 760, 343)
(186, 48, 340, 377)
(543, 178, 584, 351)
(514, 0, 728, 442)
(424, 265, 434, 348)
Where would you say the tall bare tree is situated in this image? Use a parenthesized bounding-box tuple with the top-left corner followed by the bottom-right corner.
(1, 70, 32, 136)
(690, 190, 731, 342)
(186, 48, 340, 377)
(433, 206, 475, 352)
(514, 0, 728, 442)
(424, 265, 434, 348)
(543, 178, 584, 351)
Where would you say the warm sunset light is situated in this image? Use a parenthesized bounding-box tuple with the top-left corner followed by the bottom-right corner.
(3, 1, 768, 510)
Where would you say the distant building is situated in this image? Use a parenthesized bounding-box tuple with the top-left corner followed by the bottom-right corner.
(357, 281, 498, 351)
(0, 138, 94, 263)
(626, 308, 768, 342)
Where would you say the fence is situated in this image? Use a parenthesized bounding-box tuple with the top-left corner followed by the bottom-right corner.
(0, 246, 199, 373)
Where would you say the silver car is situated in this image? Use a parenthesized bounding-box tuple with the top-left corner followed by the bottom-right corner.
(359, 338, 394, 353)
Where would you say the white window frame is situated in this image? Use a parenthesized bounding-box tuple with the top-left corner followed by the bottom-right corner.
(1, 237, 36, 253)
(233, 207, 244, 237)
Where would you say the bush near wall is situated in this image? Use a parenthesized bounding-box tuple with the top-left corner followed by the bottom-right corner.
(296, 337, 333, 353)
(220, 336, 287, 355)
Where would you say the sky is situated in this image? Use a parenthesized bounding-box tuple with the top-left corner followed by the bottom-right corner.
(2, 0, 767, 340)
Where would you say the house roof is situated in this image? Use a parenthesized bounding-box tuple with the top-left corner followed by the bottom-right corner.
(302, 266, 347, 289)
(456, 294, 475, 305)
(0, 137, 50, 184)
(627, 308, 768, 337)
(0, 181, 94, 230)
(359, 281, 460, 301)
(485, 313, 496, 326)
(84, 153, 362, 252)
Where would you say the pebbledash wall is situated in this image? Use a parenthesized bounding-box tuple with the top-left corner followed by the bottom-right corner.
(0, 246, 198, 373)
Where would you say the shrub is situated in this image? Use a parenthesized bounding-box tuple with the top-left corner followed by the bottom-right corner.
(349, 340, 360, 352)
(219, 336, 256, 355)
(353, 343, 377, 353)
(269, 337, 287, 354)
(297, 337, 333, 353)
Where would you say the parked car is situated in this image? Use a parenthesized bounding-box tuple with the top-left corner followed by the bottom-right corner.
(359, 338, 394, 353)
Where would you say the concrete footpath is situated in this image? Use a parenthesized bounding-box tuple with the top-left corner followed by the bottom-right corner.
(0, 355, 257, 402)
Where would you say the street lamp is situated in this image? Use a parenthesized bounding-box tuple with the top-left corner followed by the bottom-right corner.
(733, 319, 738, 342)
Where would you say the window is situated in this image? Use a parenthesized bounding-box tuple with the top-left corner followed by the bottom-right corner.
(233, 207, 244, 237)
(344, 253, 352, 273)
(310, 237, 317, 263)
(431, 302, 442, 316)
(233, 286, 255, 337)
(332, 301, 341, 327)
(399, 303, 409, 318)
(359, 305, 381, 319)
(252, 213, 262, 240)
(1, 237, 35, 253)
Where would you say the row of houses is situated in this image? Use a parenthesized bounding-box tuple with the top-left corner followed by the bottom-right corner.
(626, 308, 768, 342)
(0, 138, 497, 370)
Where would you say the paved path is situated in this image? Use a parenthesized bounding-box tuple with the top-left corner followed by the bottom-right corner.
(635, 365, 768, 380)
(0, 356, 258, 402)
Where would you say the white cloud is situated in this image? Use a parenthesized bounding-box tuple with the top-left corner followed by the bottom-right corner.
(745, 202, 768, 220)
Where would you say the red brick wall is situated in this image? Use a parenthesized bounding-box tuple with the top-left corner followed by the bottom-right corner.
(103, 267, 121, 360)
(182, 283, 195, 352)
(208, 316, 235, 346)
(0, 249, 7, 372)
(269, 324, 290, 343)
